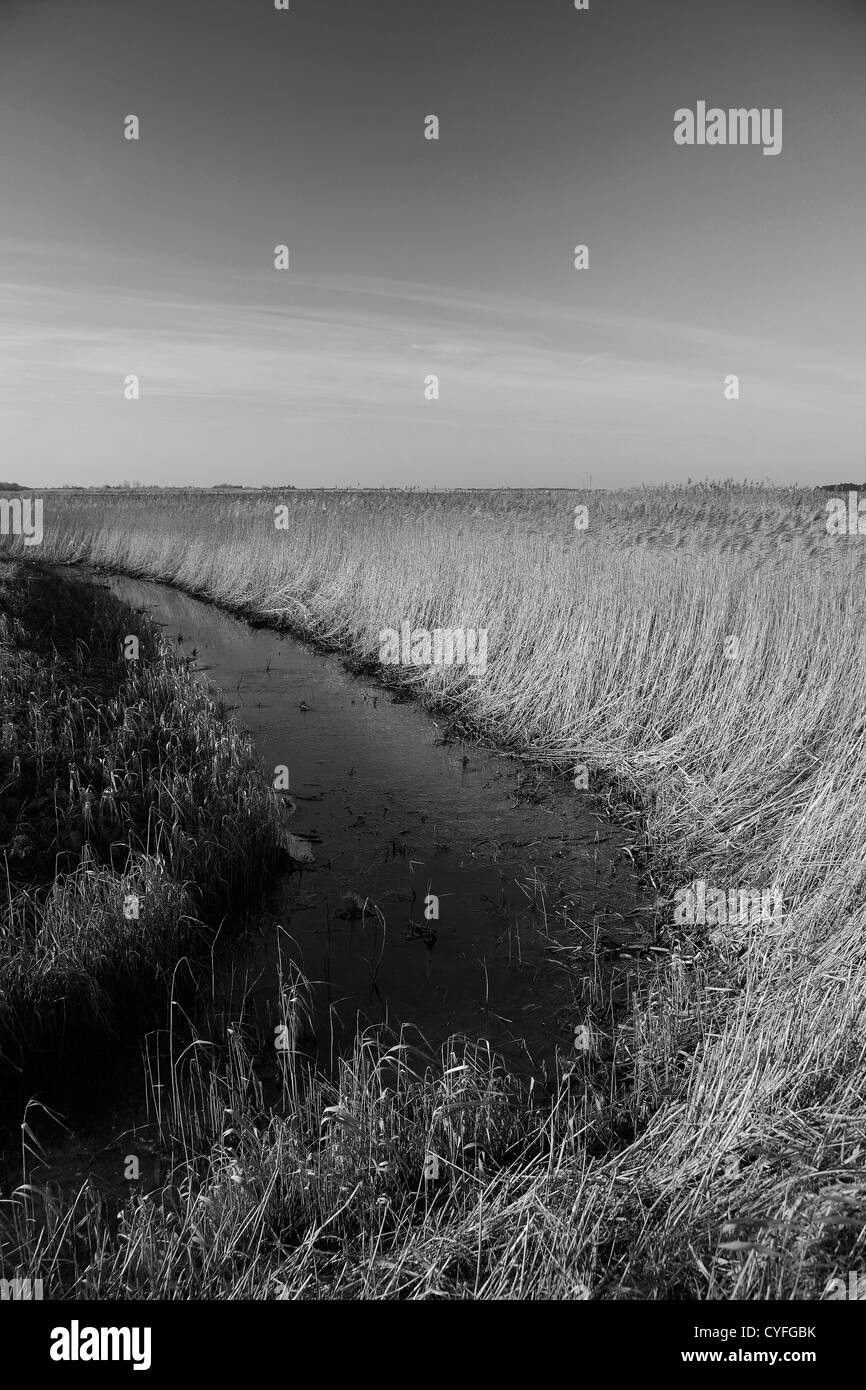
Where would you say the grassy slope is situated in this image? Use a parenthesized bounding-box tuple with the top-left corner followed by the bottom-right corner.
(1, 486, 864, 1299)
(0, 564, 285, 1085)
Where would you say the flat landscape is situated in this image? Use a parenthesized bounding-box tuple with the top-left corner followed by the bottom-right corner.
(1, 483, 863, 1299)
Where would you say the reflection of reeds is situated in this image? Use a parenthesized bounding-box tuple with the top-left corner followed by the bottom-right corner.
(1, 486, 864, 1298)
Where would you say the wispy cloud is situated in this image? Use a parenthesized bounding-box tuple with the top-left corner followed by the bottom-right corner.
(0, 251, 863, 484)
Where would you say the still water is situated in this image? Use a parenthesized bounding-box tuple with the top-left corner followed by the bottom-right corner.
(100, 573, 647, 1069)
(10, 571, 649, 1195)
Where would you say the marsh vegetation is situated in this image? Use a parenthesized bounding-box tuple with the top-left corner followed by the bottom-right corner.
(0, 484, 863, 1299)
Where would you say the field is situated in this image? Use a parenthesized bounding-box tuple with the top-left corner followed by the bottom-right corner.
(1, 483, 864, 1299)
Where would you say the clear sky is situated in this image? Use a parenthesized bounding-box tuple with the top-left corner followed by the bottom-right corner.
(0, 0, 864, 487)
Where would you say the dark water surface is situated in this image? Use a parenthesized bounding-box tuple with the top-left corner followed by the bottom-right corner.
(10, 571, 649, 1195)
(102, 574, 647, 1063)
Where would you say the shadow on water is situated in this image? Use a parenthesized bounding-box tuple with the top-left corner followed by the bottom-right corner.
(7, 570, 652, 1198)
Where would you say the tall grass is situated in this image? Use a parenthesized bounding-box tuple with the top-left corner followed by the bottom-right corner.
(2, 484, 864, 1298)
(0, 565, 286, 1082)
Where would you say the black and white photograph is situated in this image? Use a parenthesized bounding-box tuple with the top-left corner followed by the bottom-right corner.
(0, 0, 863, 1358)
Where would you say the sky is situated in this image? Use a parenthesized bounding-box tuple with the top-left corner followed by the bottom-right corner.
(0, 0, 864, 488)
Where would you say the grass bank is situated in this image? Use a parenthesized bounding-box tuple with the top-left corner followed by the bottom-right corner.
(1, 485, 864, 1299)
(0, 563, 285, 1089)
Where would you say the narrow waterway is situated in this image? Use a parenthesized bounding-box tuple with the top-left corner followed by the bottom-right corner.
(15, 571, 650, 1196)
(100, 573, 648, 1064)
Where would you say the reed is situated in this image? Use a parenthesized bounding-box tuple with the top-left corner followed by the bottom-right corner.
(0, 566, 285, 1082)
(1, 484, 863, 1298)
